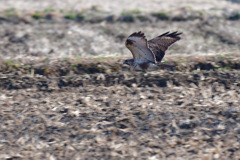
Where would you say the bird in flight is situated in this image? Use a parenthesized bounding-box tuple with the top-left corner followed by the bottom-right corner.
(123, 31, 182, 71)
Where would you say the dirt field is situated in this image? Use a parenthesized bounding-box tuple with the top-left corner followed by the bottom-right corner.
(0, 70, 240, 159)
(0, 0, 240, 159)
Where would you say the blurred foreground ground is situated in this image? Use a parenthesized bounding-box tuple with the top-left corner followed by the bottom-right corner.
(0, 70, 240, 159)
(0, 0, 240, 159)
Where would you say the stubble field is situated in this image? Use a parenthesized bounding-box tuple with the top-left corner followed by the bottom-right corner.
(0, 0, 240, 159)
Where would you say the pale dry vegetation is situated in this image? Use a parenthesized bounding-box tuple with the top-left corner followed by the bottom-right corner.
(0, 0, 240, 159)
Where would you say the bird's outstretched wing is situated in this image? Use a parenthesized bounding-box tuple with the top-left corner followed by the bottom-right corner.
(148, 31, 182, 62)
(125, 31, 156, 63)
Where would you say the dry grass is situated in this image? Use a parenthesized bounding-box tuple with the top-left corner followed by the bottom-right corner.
(0, 1, 240, 159)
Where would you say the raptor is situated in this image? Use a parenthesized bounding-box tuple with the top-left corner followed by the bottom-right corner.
(123, 31, 182, 71)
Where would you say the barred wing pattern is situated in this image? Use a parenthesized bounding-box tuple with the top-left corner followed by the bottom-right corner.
(148, 31, 182, 62)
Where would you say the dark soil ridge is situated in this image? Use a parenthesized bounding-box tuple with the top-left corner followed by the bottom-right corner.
(1, 70, 240, 90)
(1, 55, 240, 76)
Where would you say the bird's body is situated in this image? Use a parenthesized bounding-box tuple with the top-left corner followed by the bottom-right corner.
(124, 59, 174, 71)
(123, 31, 182, 71)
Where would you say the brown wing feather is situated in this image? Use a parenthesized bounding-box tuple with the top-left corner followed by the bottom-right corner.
(148, 31, 182, 62)
(125, 31, 156, 63)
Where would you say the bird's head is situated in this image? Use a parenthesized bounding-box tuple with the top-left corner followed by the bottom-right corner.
(123, 59, 134, 66)
(125, 39, 137, 48)
(125, 39, 133, 46)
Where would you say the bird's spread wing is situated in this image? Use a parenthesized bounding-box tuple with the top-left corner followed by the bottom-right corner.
(148, 31, 182, 62)
(125, 31, 156, 63)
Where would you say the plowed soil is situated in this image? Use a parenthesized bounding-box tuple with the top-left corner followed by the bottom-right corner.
(0, 0, 240, 159)
(1, 70, 240, 159)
